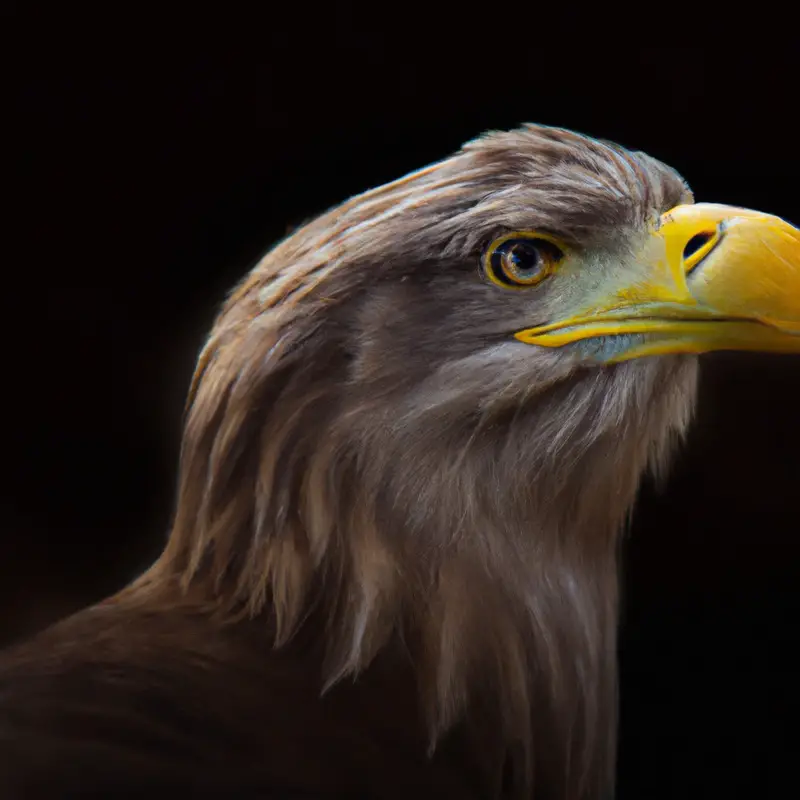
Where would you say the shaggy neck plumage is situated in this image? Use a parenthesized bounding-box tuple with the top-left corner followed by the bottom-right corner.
(134, 303, 698, 798)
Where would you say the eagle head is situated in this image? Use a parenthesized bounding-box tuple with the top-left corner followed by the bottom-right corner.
(139, 124, 800, 797)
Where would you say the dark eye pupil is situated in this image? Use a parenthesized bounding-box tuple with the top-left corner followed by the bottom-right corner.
(506, 242, 543, 275)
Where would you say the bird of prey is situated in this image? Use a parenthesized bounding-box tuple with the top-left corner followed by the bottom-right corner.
(1, 124, 799, 800)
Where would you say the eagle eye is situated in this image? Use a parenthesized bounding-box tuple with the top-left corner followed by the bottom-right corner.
(483, 233, 565, 289)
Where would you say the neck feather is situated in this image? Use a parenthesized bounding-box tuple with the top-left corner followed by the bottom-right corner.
(132, 318, 697, 798)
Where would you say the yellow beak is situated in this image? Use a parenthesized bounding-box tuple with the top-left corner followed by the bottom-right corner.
(515, 203, 800, 363)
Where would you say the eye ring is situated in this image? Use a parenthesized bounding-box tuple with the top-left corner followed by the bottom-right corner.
(482, 232, 566, 289)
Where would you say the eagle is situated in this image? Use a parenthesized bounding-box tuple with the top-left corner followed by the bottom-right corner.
(1, 124, 799, 800)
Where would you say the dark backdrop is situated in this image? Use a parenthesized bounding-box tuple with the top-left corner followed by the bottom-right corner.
(4, 20, 799, 800)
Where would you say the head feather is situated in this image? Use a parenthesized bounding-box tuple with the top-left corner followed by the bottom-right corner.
(134, 124, 697, 798)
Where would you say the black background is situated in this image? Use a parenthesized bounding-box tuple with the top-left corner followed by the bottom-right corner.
(4, 17, 799, 799)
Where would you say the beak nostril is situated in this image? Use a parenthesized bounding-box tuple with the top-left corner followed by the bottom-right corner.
(683, 227, 722, 274)
(684, 231, 715, 260)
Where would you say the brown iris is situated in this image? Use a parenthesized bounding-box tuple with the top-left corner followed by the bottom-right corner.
(484, 233, 565, 288)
